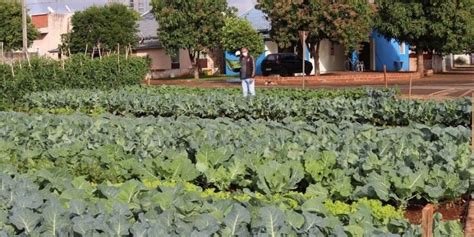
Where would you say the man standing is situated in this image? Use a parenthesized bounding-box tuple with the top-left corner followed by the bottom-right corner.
(239, 48, 256, 97)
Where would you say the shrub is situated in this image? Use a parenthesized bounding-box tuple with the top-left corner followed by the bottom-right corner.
(0, 54, 149, 108)
(454, 57, 468, 65)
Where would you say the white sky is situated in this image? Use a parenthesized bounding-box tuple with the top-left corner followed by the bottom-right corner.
(27, 0, 256, 15)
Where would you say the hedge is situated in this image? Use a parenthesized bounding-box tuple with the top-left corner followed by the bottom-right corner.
(0, 54, 149, 108)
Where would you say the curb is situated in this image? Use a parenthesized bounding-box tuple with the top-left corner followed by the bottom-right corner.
(465, 201, 474, 237)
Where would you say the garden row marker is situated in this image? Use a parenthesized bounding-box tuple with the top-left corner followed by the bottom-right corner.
(384, 65, 388, 88)
(421, 204, 434, 237)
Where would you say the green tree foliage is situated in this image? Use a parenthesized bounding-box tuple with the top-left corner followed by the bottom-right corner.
(258, 0, 373, 75)
(151, 0, 231, 79)
(221, 17, 265, 57)
(62, 4, 139, 54)
(0, 0, 38, 51)
(375, 0, 474, 75)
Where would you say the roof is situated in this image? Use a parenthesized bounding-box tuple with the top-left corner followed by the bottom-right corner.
(138, 11, 159, 39)
(136, 39, 162, 50)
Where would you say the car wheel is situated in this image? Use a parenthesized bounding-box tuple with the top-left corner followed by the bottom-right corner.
(280, 68, 289, 77)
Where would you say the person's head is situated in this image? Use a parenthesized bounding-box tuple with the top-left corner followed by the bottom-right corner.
(241, 48, 249, 57)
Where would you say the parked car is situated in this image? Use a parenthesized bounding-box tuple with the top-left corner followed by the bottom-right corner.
(261, 53, 313, 76)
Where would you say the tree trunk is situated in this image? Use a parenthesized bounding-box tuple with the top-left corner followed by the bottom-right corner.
(189, 50, 200, 79)
(416, 48, 424, 78)
(208, 48, 225, 75)
(314, 41, 321, 76)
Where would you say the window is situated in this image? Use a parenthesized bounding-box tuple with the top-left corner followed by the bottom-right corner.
(282, 54, 297, 60)
(137, 0, 144, 12)
(266, 54, 277, 61)
(129, 0, 134, 8)
(400, 42, 406, 55)
(171, 50, 180, 69)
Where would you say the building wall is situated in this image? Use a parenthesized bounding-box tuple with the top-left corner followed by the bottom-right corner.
(135, 49, 172, 70)
(318, 39, 345, 73)
(30, 13, 72, 58)
(372, 31, 410, 72)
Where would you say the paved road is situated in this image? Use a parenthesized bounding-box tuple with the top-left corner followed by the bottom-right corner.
(150, 68, 474, 98)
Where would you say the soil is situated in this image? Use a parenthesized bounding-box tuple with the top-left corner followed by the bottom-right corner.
(404, 197, 470, 225)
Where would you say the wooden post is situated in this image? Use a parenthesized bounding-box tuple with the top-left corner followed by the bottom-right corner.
(60, 49, 65, 70)
(84, 44, 88, 56)
(0, 42, 4, 64)
(472, 93, 473, 151)
(25, 51, 31, 67)
(91, 47, 95, 59)
(422, 204, 434, 237)
(10, 63, 15, 76)
(384, 65, 388, 88)
(409, 74, 413, 99)
(97, 44, 102, 60)
(117, 43, 120, 73)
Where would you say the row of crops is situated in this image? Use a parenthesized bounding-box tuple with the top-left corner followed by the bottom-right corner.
(0, 86, 470, 236)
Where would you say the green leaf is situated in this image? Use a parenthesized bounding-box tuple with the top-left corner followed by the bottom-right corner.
(9, 208, 41, 234)
(223, 204, 250, 236)
(256, 206, 285, 237)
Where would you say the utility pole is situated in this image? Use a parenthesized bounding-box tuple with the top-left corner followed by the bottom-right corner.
(21, 0, 28, 54)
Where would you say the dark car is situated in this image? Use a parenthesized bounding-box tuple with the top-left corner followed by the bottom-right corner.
(261, 53, 313, 76)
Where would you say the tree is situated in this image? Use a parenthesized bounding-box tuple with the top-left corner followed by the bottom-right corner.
(221, 17, 265, 57)
(0, 0, 38, 51)
(151, 0, 231, 79)
(258, 0, 373, 75)
(375, 0, 474, 76)
(62, 4, 139, 54)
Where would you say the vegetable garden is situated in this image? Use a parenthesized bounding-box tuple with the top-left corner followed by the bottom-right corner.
(0, 85, 471, 236)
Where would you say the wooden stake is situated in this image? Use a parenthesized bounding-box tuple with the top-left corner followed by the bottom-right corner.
(10, 63, 15, 76)
(117, 43, 120, 73)
(98, 44, 102, 60)
(60, 49, 65, 70)
(409, 74, 413, 99)
(472, 92, 473, 151)
(0, 42, 4, 64)
(384, 65, 388, 88)
(25, 51, 31, 67)
(84, 44, 88, 56)
(422, 204, 434, 237)
(91, 47, 95, 59)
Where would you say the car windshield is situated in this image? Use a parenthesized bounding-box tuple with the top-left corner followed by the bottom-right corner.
(266, 55, 277, 61)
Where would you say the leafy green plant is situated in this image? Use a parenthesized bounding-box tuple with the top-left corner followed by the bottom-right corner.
(23, 88, 471, 126)
(0, 112, 470, 204)
(0, 171, 421, 236)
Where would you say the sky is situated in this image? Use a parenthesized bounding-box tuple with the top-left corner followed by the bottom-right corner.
(27, 0, 256, 15)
